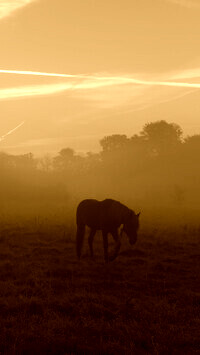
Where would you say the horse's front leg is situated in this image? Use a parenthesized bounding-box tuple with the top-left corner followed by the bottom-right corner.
(76, 224, 85, 259)
(109, 229, 121, 261)
(102, 230, 109, 263)
(88, 229, 96, 257)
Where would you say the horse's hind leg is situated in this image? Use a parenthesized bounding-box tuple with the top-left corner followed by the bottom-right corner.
(88, 229, 96, 257)
(76, 224, 85, 259)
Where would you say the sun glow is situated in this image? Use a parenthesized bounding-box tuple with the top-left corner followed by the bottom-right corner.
(0, 0, 36, 20)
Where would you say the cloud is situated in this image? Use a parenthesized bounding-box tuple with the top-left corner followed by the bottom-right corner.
(0, 0, 37, 20)
(1, 69, 200, 90)
(0, 82, 76, 100)
(170, 67, 200, 80)
(1, 67, 200, 153)
(0, 68, 199, 114)
(166, 0, 200, 9)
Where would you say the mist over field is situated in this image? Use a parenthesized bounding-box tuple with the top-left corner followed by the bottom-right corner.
(1, 119, 199, 227)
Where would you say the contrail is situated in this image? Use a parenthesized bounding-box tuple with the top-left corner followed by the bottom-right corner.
(0, 69, 99, 80)
(1, 69, 200, 88)
(0, 121, 25, 142)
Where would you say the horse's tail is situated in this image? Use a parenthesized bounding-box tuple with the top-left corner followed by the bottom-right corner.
(76, 224, 85, 259)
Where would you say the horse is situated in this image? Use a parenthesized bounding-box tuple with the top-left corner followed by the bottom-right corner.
(76, 199, 140, 262)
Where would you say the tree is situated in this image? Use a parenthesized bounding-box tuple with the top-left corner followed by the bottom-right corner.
(140, 120, 183, 155)
(100, 134, 128, 152)
(38, 154, 53, 172)
(184, 135, 200, 151)
(183, 135, 200, 165)
(54, 148, 75, 170)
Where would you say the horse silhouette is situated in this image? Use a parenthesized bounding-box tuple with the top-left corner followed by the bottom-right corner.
(76, 199, 140, 262)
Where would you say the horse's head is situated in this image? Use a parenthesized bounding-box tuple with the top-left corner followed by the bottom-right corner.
(123, 211, 140, 245)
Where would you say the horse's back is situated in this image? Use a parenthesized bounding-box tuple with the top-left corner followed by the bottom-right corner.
(76, 198, 129, 230)
(101, 199, 130, 226)
(76, 199, 102, 228)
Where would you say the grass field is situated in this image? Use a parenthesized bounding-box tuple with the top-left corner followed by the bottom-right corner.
(0, 220, 200, 354)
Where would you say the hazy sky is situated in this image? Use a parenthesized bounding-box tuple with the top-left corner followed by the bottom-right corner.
(0, 0, 200, 155)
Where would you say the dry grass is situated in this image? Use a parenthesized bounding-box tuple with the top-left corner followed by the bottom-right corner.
(0, 221, 200, 354)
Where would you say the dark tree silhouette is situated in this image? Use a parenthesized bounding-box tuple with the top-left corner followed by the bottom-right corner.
(54, 148, 75, 170)
(184, 134, 200, 151)
(141, 120, 183, 155)
(100, 134, 128, 152)
(182, 135, 200, 167)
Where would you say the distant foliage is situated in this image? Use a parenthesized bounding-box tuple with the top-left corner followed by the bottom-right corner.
(0, 120, 199, 208)
(141, 120, 183, 156)
(100, 134, 128, 152)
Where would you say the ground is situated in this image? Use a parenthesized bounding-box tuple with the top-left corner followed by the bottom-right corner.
(0, 221, 200, 354)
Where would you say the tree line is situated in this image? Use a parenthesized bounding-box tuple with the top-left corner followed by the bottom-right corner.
(1, 120, 200, 215)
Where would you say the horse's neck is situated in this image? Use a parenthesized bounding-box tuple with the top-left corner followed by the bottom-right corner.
(121, 205, 132, 224)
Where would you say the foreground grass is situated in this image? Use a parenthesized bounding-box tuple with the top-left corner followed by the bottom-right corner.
(0, 222, 199, 354)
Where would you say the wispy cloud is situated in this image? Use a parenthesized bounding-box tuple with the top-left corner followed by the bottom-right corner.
(0, 68, 199, 112)
(170, 67, 200, 80)
(0, 121, 24, 142)
(166, 0, 200, 9)
(0, 82, 76, 100)
(0, 0, 36, 20)
(1, 68, 200, 88)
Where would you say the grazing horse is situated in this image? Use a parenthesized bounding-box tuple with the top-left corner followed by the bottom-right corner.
(76, 199, 140, 262)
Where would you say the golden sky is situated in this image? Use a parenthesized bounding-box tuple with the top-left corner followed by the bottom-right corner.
(0, 0, 200, 155)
